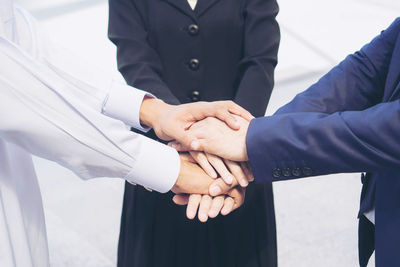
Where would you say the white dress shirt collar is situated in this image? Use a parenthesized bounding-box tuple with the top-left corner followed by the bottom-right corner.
(187, 0, 197, 10)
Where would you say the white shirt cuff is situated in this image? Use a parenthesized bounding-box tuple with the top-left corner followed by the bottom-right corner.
(125, 137, 180, 193)
(102, 80, 153, 132)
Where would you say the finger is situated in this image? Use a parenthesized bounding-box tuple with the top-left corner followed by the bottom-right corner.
(188, 102, 241, 131)
(186, 194, 202, 220)
(170, 138, 207, 152)
(214, 109, 241, 130)
(229, 187, 246, 211)
(198, 195, 213, 222)
(173, 130, 199, 150)
(226, 101, 255, 121)
(179, 152, 196, 163)
(224, 159, 248, 187)
(209, 177, 239, 196)
(221, 197, 235, 216)
(190, 151, 218, 178)
(241, 162, 254, 182)
(206, 153, 234, 184)
(168, 141, 189, 151)
(208, 196, 225, 218)
(170, 140, 202, 152)
(172, 194, 190, 205)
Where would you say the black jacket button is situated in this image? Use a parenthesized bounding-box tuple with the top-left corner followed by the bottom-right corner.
(189, 59, 200, 70)
(302, 167, 313, 176)
(188, 24, 199, 35)
(272, 168, 282, 178)
(292, 167, 302, 177)
(282, 168, 291, 177)
(190, 91, 200, 102)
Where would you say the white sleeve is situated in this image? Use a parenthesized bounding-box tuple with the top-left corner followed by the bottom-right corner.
(24, 6, 151, 132)
(37, 31, 152, 132)
(0, 10, 179, 193)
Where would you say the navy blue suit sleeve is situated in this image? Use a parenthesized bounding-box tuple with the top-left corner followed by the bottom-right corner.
(108, 0, 180, 104)
(247, 100, 400, 182)
(247, 18, 400, 183)
(234, 0, 280, 117)
(275, 18, 400, 115)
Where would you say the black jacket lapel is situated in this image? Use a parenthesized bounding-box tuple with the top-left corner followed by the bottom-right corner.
(161, 0, 197, 21)
(195, 0, 221, 17)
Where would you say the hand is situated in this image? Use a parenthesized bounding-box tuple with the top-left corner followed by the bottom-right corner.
(173, 186, 246, 222)
(171, 153, 240, 195)
(139, 98, 254, 148)
(189, 151, 253, 187)
(170, 116, 251, 161)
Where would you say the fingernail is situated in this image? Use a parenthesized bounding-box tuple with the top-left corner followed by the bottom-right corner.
(224, 175, 233, 184)
(199, 213, 208, 222)
(240, 180, 249, 187)
(221, 208, 228, 216)
(187, 211, 195, 219)
(208, 210, 217, 218)
(210, 186, 221, 196)
(191, 140, 200, 149)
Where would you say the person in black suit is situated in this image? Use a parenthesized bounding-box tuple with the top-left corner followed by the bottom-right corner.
(108, 0, 280, 266)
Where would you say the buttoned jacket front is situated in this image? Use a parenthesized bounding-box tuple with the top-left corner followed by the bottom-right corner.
(109, 0, 280, 116)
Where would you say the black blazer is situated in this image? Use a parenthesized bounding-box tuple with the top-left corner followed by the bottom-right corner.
(108, 0, 280, 117)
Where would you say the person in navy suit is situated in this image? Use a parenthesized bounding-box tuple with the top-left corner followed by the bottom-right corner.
(108, 0, 280, 266)
(178, 18, 400, 267)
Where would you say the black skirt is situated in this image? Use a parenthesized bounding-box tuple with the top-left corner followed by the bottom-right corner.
(117, 133, 277, 267)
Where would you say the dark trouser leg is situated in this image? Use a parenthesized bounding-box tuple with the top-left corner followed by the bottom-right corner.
(359, 215, 375, 267)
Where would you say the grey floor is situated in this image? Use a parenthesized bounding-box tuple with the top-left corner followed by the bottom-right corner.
(24, 0, 399, 266)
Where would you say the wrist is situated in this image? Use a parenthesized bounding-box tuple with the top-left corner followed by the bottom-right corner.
(171, 158, 185, 193)
(172, 158, 212, 194)
(242, 120, 251, 161)
(139, 97, 168, 128)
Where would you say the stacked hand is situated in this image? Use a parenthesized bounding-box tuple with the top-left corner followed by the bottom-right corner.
(140, 98, 252, 222)
(170, 115, 250, 161)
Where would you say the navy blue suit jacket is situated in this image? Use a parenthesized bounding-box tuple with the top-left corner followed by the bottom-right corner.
(247, 18, 400, 266)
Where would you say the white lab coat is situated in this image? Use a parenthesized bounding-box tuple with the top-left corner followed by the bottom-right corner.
(0, 1, 180, 266)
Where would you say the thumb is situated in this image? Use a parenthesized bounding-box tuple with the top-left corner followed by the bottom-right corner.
(190, 138, 216, 154)
(178, 153, 196, 163)
(168, 141, 190, 152)
(208, 178, 238, 196)
(169, 137, 203, 152)
(172, 194, 190, 205)
(174, 130, 199, 150)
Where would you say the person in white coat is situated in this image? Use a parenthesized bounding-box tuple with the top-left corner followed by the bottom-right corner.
(0, 1, 250, 266)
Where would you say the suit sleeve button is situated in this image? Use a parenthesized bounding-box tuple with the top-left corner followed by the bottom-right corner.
(282, 168, 291, 177)
(302, 167, 313, 176)
(292, 167, 302, 177)
(272, 168, 282, 178)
